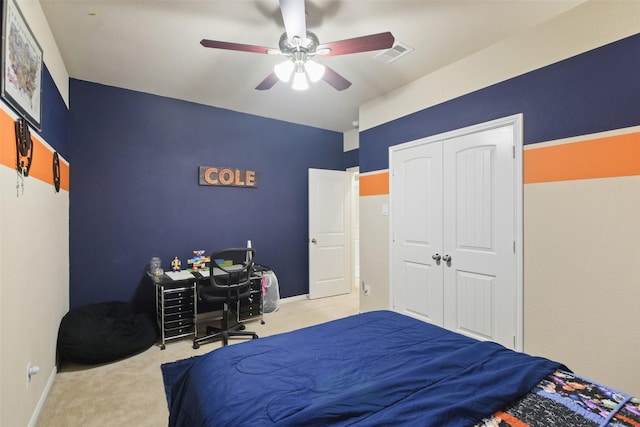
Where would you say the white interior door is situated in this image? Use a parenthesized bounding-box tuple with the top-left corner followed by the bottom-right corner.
(390, 115, 522, 350)
(442, 124, 516, 348)
(391, 142, 444, 325)
(308, 169, 352, 299)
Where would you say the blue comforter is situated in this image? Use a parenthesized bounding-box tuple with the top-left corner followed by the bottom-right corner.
(162, 310, 562, 426)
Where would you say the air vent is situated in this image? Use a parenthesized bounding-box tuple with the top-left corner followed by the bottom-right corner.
(373, 42, 414, 64)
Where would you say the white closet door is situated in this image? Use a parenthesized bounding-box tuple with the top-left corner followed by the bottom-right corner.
(390, 116, 521, 351)
(442, 124, 516, 348)
(391, 141, 444, 325)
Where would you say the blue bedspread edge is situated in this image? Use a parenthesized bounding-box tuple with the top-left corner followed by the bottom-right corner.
(161, 310, 564, 426)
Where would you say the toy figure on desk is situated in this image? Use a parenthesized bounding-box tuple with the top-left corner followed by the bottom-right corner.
(171, 257, 181, 272)
(188, 250, 210, 271)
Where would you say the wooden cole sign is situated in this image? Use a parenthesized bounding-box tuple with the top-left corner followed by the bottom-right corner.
(198, 166, 258, 188)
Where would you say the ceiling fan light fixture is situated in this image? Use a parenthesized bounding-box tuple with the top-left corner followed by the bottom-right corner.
(200, 3, 394, 92)
(274, 60, 295, 82)
(304, 59, 325, 83)
(292, 68, 309, 91)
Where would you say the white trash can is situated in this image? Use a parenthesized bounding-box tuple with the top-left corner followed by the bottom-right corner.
(262, 270, 280, 313)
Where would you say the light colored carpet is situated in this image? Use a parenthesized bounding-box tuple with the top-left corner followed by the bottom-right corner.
(36, 291, 359, 427)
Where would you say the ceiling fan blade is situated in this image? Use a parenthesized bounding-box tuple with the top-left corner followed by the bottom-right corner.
(255, 72, 280, 91)
(318, 32, 395, 57)
(200, 39, 274, 54)
(322, 65, 352, 91)
(279, 0, 306, 42)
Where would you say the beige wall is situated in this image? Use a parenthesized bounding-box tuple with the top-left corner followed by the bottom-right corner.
(359, 194, 390, 312)
(0, 2, 70, 425)
(0, 113, 70, 426)
(524, 173, 640, 395)
(343, 128, 359, 153)
(358, 0, 640, 397)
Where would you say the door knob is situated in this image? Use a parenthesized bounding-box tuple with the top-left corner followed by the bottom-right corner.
(442, 254, 452, 262)
(310, 238, 317, 244)
(432, 254, 441, 262)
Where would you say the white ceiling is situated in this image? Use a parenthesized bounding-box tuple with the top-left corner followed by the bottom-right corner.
(40, 0, 585, 133)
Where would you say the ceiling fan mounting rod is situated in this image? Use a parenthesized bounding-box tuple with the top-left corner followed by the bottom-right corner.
(292, 50, 306, 64)
(279, 31, 320, 56)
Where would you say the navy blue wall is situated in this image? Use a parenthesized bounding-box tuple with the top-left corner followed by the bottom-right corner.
(40, 66, 69, 158)
(343, 148, 359, 170)
(69, 80, 343, 309)
(360, 32, 640, 173)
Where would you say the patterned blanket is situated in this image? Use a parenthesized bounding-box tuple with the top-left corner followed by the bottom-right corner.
(477, 370, 640, 427)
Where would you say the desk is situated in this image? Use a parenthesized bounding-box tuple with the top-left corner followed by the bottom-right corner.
(150, 269, 264, 349)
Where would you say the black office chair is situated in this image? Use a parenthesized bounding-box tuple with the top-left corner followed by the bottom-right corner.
(193, 248, 259, 349)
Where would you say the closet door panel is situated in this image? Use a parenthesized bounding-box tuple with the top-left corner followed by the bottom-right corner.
(442, 125, 516, 347)
(391, 142, 444, 325)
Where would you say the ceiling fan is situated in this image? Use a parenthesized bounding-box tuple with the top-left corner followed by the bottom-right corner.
(200, 0, 395, 91)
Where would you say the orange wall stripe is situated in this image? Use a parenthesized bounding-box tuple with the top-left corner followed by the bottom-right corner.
(0, 109, 15, 167)
(0, 108, 69, 191)
(524, 132, 640, 184)
(360, 171, 389, 196)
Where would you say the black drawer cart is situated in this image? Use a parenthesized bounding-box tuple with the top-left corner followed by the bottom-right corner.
(150, 273, 198, 350)
(150, 270, 266, 349)
(238, 274, 265, 323)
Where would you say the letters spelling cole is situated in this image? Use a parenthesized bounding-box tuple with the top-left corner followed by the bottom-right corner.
(199, 166, 258, 188)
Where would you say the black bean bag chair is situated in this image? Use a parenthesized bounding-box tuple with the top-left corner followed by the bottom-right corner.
(57, 301, 158, 364)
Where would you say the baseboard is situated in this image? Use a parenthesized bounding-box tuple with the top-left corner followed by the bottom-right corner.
(279, 294, 309, 304)
(28, 365, 57, 427)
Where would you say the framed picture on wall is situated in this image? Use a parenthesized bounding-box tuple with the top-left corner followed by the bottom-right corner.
(1, 0, 43, 131)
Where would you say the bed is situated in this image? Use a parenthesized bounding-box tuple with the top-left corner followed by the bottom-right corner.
(161, 310, 639, 426)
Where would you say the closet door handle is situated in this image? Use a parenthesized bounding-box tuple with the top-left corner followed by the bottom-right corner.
(442, 255, 452, 262)
(432, 254, 441, 262)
